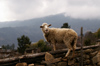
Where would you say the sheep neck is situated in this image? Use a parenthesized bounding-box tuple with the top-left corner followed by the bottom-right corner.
(44, 32, 49, 37)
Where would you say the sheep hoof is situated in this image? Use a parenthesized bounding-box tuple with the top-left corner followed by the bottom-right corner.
(62, 57, 67, 61)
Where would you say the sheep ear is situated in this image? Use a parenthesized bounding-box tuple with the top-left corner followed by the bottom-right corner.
(48, 24, 51, 27)
(40, 26, 43, 28)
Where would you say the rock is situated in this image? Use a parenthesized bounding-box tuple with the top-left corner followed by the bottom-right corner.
(16, 62, 27, 66)
(68, 59, 75, 65)
(84, 49, 93, 54)
(75, 57, 80, 63)
(83, 55, 90, 59)
(84, 59, 90, 65)
(83, 54, 90, 59)
(97, 62, 100, 66)
(92, 51, 100, 64)
(47, 64, 56, 66)
(86, 55, 90, 59)
(42, 52, 61, 64)
(51, 57, 61, 63)
(42, 57, 61, 64)
(28, 64, 34, 66)
(84, 65, 91, 66)
(90, 51, 98, 57)
(75, 63, 80, 66)
(57, 62, 67, 66)
(45, 52, 54, 61)
(35, 65, 45, 66)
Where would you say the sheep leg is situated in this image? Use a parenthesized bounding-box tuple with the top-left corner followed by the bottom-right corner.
(65, 49, 71, 58)
(72, 38, 77, 58)
(72, 48, 75, 58)
(64, 39, 72, 58)
(53, 44, 56, 51)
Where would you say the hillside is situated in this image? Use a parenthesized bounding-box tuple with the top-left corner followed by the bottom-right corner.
(0, 14, 100, 47)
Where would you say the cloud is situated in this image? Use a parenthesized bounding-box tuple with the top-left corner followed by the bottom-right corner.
(0, 0, 100, 22)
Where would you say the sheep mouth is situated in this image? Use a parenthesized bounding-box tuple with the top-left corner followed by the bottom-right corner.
(45, 31, 49, 34)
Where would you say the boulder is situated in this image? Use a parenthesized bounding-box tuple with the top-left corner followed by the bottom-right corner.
(68, 59, 75, 65)
(28, 64, 34, 66)
(16, 62, 27, 66)
(57, 62, 67, 66)
(84, 59, 90, 65)
(84, 49, 93, 54)
(45, 52, 54, 61)
(92, 51, 100, 64)
(35, 65, 45, 66)
(97, 62, 100, 66)
(90, 51, 98, 57)
(41, 52, 61, 65)
(83, 55, 90, 59)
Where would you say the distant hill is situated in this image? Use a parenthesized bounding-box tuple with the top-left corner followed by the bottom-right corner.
(0, 14, 100, 47)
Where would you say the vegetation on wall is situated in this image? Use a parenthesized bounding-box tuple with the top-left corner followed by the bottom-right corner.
(30, 39, 51, 52)
(84, 28, 100, 46)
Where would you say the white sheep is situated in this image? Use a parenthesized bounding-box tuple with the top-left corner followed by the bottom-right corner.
(40, 23, 78, 58)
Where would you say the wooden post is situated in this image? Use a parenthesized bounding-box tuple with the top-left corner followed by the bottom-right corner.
(80, 27, 83, 66)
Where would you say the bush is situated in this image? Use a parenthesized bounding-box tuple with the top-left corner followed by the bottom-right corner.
(31, 39, 51, 52)
(84, 39, 91, 46)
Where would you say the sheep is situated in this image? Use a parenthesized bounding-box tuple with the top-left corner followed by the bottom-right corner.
(40, 23, 78, 58)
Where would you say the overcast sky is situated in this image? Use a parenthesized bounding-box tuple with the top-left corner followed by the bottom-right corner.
(0, 0, 100, 22)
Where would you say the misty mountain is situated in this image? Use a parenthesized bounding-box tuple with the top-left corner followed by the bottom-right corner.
(0, 14, 100, 47)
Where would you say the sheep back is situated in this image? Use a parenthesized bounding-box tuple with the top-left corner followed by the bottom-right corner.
(44, 28, 77, 44)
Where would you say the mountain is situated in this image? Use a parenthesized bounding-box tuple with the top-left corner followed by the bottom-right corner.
(0, 14, 100, 47)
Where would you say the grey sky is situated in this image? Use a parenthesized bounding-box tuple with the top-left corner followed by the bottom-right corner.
(0, 0, 100, 22)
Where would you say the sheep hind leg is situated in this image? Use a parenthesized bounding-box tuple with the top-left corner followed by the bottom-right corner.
(72, 39, 77, 58)
(72, 47, 75, 58)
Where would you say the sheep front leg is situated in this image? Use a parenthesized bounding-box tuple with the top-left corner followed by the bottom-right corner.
(65, 49, 71, 58)
(53, 44, 56, 51)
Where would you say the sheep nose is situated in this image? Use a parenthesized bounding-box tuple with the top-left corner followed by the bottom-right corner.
(46, 29, 48, 31)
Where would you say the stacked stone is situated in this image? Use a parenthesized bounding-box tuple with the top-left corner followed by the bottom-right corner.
(15, 48, 100, 66)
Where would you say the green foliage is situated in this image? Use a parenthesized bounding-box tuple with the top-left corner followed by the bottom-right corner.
(37, 40, 46, 47)
(2, 45, 6, 49)
(84, 39, 91, 46)
(61, 23, 70, 28)
(94, 28, 100, 39)
(31, 39, 51, 52)
(41, 45, 51, 52)
(84, 31, 96, 46)
(30, 43, 38, 48)
(17, 35, 31, 54)
(2, 44, 15, 50)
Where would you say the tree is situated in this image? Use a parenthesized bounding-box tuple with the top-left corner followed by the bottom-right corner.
(84, 31, 96, 46)
(84, 38, 91, 46)
(2, 45, 6, 49)
(61, 23, 70, 28)
(94, 28, 100, 39)
(17, 35, 31, 54)
(2, 44, 13, 50)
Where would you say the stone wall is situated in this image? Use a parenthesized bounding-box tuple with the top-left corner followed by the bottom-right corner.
(15, 46, 100, 66)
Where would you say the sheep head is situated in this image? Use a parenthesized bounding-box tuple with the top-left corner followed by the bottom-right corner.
(40, 23, 51, 34)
